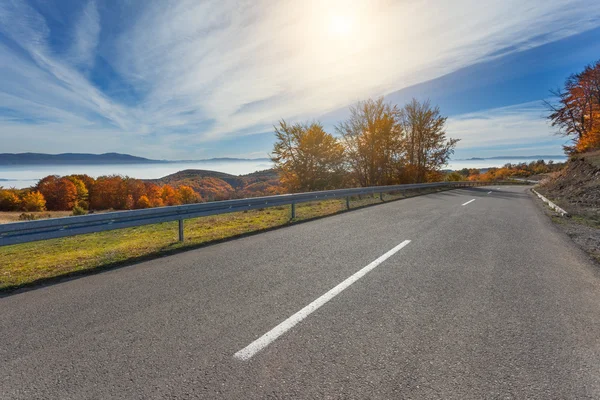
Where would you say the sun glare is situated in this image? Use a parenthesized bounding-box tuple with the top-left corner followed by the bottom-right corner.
(330, 15, 352, 37)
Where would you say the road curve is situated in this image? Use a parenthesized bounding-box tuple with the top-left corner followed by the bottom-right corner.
(1, 186, 599, 399)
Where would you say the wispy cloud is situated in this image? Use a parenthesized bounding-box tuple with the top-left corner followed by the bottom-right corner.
(0, 0, 599, 158)
(447, 101, 568, 157)
(68, 1, 101, 69)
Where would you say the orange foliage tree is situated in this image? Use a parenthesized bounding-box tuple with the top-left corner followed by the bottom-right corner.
(0, 189, 21, 211)
(547, 60, 600, 153)
(37, 176, 78, 210)
(143, 183, 163, 207)
(137, 195, 152, 209)
(161, 185, 180, 206)
(66, 176, 89, 209)
(177, 185, 201, 204)
(89, 176, 124, 210)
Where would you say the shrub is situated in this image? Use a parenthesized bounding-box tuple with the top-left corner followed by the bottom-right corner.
(18, 213, 38, 221)
(21, 191, 47, 211)
(18, 212, 51, 221)
(0, 189, 20, 211)
(72, 205, 87, 216)
(445, 172, 464, 182)
(136, 195, 152, 209)
(177, 185, 201, 204)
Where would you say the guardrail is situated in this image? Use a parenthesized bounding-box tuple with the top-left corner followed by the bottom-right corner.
(0, 180, 525, 247)
(513, 178, 540, 184)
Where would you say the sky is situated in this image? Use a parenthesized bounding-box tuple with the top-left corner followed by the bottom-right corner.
(1, 0, 600, 160)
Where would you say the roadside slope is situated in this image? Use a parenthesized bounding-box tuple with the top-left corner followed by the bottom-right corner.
(536, 151, 600, 261)
(538, 150, 600, 218)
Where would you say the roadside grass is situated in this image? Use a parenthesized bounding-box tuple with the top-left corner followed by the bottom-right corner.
(570, 214, 600, 229)
(0, 188, 444, 291)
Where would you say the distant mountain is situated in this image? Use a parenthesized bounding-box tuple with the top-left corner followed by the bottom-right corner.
(0, 152, 164, 165)
(0, 153, 270, 165)
(175, 157, 271, 163)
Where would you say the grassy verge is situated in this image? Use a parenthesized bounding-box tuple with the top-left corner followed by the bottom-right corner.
(0, 188, 442, 291)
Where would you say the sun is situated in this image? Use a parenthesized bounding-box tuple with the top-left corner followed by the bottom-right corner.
(330, 15, 352, 37)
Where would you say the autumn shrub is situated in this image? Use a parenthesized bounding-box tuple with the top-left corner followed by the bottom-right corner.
(161, 185, 180, 206)
(72, 205, 87, 216)
(177, 185, 201, 204)
(445, 172, 464, 181)
(18, 212, 50, 221)
(136, 195, 152, 209)
(0, 189, 20, 211)
(20, 191, 46, 211)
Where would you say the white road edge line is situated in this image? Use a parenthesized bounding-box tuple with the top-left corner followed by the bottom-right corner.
(233, 239, 412, 361)
(462, 199, 476, 206)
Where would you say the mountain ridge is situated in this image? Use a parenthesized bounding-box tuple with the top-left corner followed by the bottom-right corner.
(0, 153, 270, 165)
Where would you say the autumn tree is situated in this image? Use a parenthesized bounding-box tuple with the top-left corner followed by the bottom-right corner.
(36, 176, 59, 209)
(177, 185, 201, 204)
(136, 195, 152, 209)
(145, 183, 164, 207)
(125, 195, 135, 209)
(336, 98, 404, 186)
(123, 178, 147, 207)
(399, 99, 459, 183)
(0, 189, 20, 211)
(161, 185, 180, 206)
(89, 176, 125, 210)
(271, 121, 346, 192)
(547, 60, 600, 153)
(66, 176, 89, 209)
(21, 191, 46, 211)
(37, 176, 78, 210)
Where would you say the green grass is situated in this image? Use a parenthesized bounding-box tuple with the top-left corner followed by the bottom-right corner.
(0, 189, 440, 291)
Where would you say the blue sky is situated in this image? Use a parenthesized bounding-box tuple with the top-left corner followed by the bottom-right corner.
(1, 0, 600, 160)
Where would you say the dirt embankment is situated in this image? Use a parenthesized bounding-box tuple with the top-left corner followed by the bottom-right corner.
(538, 151, 600, 219)
(536, 151, 600, 262)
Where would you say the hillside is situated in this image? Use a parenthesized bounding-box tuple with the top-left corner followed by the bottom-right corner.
(0, 152, 162, 165)
(146, 168, 281, 200)
(538, 151, 600, 218)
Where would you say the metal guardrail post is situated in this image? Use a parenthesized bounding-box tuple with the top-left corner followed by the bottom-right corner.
(178, 219, 184, 242)
(346, 197, 350, 210)
(291, 203, 296, 219)
(379, 192, 384, 201)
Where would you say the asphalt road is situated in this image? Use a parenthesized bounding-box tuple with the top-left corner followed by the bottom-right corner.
(1, 186, 600, 399)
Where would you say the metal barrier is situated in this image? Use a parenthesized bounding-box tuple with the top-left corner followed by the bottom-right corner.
(513, 178, 540, 184)
(0, 180, 523, 247)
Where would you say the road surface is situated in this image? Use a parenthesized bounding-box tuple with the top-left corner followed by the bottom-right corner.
(1, 186, 600, 399)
